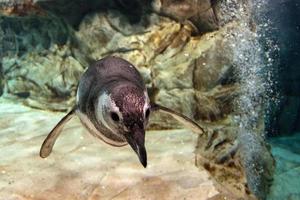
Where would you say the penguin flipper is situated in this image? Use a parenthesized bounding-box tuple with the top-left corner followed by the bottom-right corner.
(150, 103, 204, 134)
(40, 108, 76, 158)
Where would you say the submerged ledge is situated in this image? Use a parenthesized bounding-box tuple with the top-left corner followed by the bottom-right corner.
(0, 99, 235, 200)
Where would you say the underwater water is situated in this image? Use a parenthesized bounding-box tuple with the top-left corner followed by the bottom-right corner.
(263, 0, 300, 199)
(0, 0, 299, 200)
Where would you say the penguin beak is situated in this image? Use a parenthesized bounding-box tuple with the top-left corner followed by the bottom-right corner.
(124, 125, 147, 168)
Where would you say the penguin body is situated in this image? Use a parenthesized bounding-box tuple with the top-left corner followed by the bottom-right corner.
(40, 56, 204, 168)
(76, 57, 149, 148)
(76, 56, 145, 113)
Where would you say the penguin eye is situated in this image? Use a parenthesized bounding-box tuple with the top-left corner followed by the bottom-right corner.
(110, 112, 120, 122)
(145, 108, 150, 119)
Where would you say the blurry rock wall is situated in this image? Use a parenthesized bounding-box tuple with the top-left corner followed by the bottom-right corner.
(0, 0, 274, 199)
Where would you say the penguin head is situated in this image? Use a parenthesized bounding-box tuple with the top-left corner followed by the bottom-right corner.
(97, 84, 150, 167)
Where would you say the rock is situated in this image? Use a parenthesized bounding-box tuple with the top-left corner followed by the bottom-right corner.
(150, 89, 197, 129)
(195, 85, 238, 122)
(35, 0, 108, 27)
(76, 12, 183, 63)
(0, 13, 85, 111)
(1, 5, 232, 115)
(195, 125, 251, 199)
(152, 0, 219, 34)
(1, 0, 223, 35)
(0, 0, 44, 16)
(0, 0, 149, 27)
(2, 44, 83, 111)
(36, 0, 153, 27)
(196, 124, 275, 200)
(0, 14, 71, 56)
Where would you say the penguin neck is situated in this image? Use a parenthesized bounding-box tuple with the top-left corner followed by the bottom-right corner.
(95, 92, 114, 132)
(92, 91, 127, 144)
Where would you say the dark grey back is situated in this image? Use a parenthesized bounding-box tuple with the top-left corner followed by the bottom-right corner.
(77, 56, 145, 113)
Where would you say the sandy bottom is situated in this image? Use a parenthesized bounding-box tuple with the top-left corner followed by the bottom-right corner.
(0, 99, 221, 200)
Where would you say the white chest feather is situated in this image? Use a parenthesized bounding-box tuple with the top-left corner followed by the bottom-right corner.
(76, 110, 126, 147)
(95, 93, 113, 132)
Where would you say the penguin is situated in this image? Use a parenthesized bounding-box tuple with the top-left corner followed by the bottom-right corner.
(40, 56, 204, 168)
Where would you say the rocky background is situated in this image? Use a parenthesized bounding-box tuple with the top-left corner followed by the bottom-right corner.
(0, 0, 275, 199)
